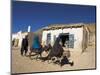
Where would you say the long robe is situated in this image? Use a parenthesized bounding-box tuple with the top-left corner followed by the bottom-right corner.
(48, 37, 64, 58)
(32, 35, 41, 49)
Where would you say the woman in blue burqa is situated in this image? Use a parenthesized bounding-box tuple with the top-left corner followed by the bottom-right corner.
(32, 34, 42, 51)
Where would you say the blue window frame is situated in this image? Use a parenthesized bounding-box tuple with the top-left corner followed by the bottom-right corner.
(68, 34, 74, 48)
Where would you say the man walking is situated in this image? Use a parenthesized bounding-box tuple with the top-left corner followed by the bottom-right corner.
(21, 35, 28, 56)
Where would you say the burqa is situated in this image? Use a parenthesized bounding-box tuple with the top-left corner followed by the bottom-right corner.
(32, 35, 41, 51)
(47, 37, 64, 59)
(21, 35, 28, 56)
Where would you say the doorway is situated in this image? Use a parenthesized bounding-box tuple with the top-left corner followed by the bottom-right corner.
(59, 33, 74, 48)
(59, 33, 69, 47)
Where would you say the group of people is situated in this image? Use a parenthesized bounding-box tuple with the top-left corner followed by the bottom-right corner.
(20, 34, 42, 56)
(20, 35, 74, 66)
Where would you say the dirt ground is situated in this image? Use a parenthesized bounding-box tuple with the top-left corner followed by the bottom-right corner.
(11, 44, 96, 74)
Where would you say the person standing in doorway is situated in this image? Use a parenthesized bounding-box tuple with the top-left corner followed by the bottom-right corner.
(21, 35, 28, 56)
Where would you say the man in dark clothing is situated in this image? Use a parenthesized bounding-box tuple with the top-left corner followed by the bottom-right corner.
(21, 35, 28, 56)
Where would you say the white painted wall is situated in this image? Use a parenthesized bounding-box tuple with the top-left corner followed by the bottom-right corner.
(12, 32, 28, 47)
(12, 34, 18, 40)
(42, 27, 83, 51)
(63, 27, 83, 51)
(42, 29, 63, 46)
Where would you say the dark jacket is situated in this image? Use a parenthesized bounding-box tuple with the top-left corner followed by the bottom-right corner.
(22, 38, 28, 47)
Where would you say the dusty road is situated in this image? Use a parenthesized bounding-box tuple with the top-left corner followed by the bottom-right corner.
(11, 45, 96, 74)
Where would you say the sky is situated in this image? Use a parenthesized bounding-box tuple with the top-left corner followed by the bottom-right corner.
(12, 1, 96, 33)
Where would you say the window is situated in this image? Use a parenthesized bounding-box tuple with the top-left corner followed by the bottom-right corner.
(68, 34, 74, 48)
(59, 33, 74, 48)
(47, 33, 51, 45)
